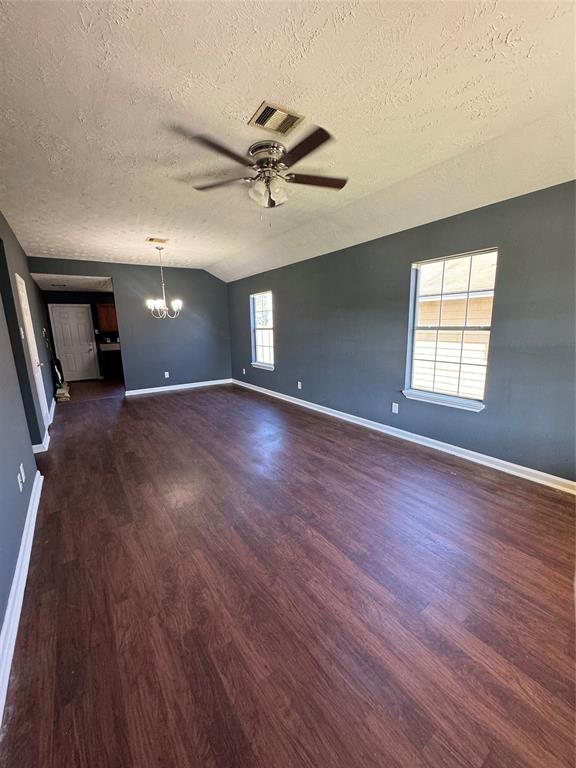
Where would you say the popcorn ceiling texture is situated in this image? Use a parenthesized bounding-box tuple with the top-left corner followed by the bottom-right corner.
(0, 1, 574, 282)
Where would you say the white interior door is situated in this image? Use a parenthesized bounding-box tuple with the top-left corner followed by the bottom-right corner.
(15, 273, 51, 428)
(49, 304, 100, 381)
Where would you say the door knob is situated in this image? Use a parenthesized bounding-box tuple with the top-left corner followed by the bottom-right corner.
(36, 361, 44, 367)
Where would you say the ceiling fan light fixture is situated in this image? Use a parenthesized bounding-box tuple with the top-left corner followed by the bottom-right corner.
(248, 175, 287, 208)
(174, 124, 347, 206)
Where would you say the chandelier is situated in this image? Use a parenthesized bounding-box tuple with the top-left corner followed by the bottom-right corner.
(145, 246, 182, 319)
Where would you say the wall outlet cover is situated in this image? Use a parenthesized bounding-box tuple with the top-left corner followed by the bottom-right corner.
(164, 371, 170, 379)
(392, 402, 399, 414)
(243, 368, 246, 375)
(19, 463, 26, 482)
(297, 381, 302, 390)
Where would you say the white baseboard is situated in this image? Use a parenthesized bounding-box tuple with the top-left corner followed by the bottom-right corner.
(47, 398, 55, 425)
(232, 380, 576, 495)
(125, 378, 232, 397)
(32, 430, 50, 454)
(32, 399, 55, 453)
(0, 470, 44, 726)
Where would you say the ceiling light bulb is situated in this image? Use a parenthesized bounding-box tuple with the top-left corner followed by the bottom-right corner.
(171, 299, 182, 312)
(248, 176, 287, 208)
(248, 179, 268, 205)
(268, 177, 287, 206)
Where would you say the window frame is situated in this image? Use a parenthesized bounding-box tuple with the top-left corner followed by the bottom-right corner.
(250, 290, 275, 371)
(403, 248, 498, 412)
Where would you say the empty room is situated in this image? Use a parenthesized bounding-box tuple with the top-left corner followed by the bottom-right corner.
(0, 2, 574, 767)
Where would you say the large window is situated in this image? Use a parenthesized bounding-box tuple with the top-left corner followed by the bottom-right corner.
(404, 249, 498, 411)
(250, 291, 274, 369)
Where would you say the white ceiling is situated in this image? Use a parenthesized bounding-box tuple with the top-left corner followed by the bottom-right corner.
(31, 273, 113, 293)
(0, 1, 574, 282)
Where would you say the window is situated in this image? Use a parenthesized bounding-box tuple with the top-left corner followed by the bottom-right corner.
(404, 249, 498, 412)
(250, 291, 275, 369)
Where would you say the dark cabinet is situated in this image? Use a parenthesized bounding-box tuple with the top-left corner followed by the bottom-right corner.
(97, 303, 117, 332)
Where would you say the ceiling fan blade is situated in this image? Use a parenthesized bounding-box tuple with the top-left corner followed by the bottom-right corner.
(193, 177, 250, 190)
(171, 125, 250, 167)
(287, 173, 348, 190)
(282, 127, 332, 167)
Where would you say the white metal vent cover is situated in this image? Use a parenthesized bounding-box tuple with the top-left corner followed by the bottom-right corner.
(248, 102, 304, 136)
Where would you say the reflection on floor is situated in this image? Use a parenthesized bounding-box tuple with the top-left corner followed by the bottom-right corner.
(63, 379, 125, 403)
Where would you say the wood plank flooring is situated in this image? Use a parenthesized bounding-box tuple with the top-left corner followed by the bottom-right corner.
(1, 384, 573, 768)
(64, 379, 125, 403)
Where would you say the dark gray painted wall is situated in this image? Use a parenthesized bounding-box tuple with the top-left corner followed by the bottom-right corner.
(0, 289, 37, 626)
(228, 182, 575, 480)
(0, 212, 54, 444)
(28, 258, 231, 391)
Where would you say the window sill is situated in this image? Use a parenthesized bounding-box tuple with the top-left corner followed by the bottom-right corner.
(402, 388, 485, 412)
(251, 362, 275, 371)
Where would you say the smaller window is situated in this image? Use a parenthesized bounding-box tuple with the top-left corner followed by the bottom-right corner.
(250, 291, 275, 370)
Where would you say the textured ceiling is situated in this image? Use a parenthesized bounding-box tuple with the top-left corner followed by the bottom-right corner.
(0, 1, 574, 282)
(31, 273, 113, 292)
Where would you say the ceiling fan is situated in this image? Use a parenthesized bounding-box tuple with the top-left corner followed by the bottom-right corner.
(171, 124, 348, 208)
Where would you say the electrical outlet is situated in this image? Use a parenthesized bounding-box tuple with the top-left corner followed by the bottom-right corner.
(17, 473, 23, 493)
(164, 371, 170, 379)
(19, 463, 26, 483)
(297, 381, 302, 390)
(391, 402, 399, 414)
(242, 368, 246, 375)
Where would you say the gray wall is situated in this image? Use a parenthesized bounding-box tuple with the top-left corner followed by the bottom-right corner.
(0, 289, 37, 626)
(28, 258, 231, 391)
(228, 181, 575, 480)
(0, 213, 54, 445)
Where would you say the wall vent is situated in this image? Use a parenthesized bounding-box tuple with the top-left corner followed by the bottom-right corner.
(248, 102, 304, 136)
(146, 237, 169, 244)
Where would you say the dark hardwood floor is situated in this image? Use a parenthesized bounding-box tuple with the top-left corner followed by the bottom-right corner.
(1, 385, 573, 768)
(64, 379, 125, 403)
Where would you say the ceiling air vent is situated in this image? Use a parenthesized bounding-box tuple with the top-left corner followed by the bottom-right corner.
(146, 237, 169, 244)
(248, 102, 304, 136)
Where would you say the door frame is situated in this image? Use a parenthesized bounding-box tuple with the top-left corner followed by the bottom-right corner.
(48, 303, 101, 381)
(14, 273, 51, 429)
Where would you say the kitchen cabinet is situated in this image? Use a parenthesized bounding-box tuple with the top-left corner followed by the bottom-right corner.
(97, 303, 118, 332)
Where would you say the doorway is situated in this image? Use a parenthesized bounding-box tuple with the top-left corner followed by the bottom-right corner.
(31, 273, 125, 401)
(14, 273, 51, 429)
(48, 304, 99, 381)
